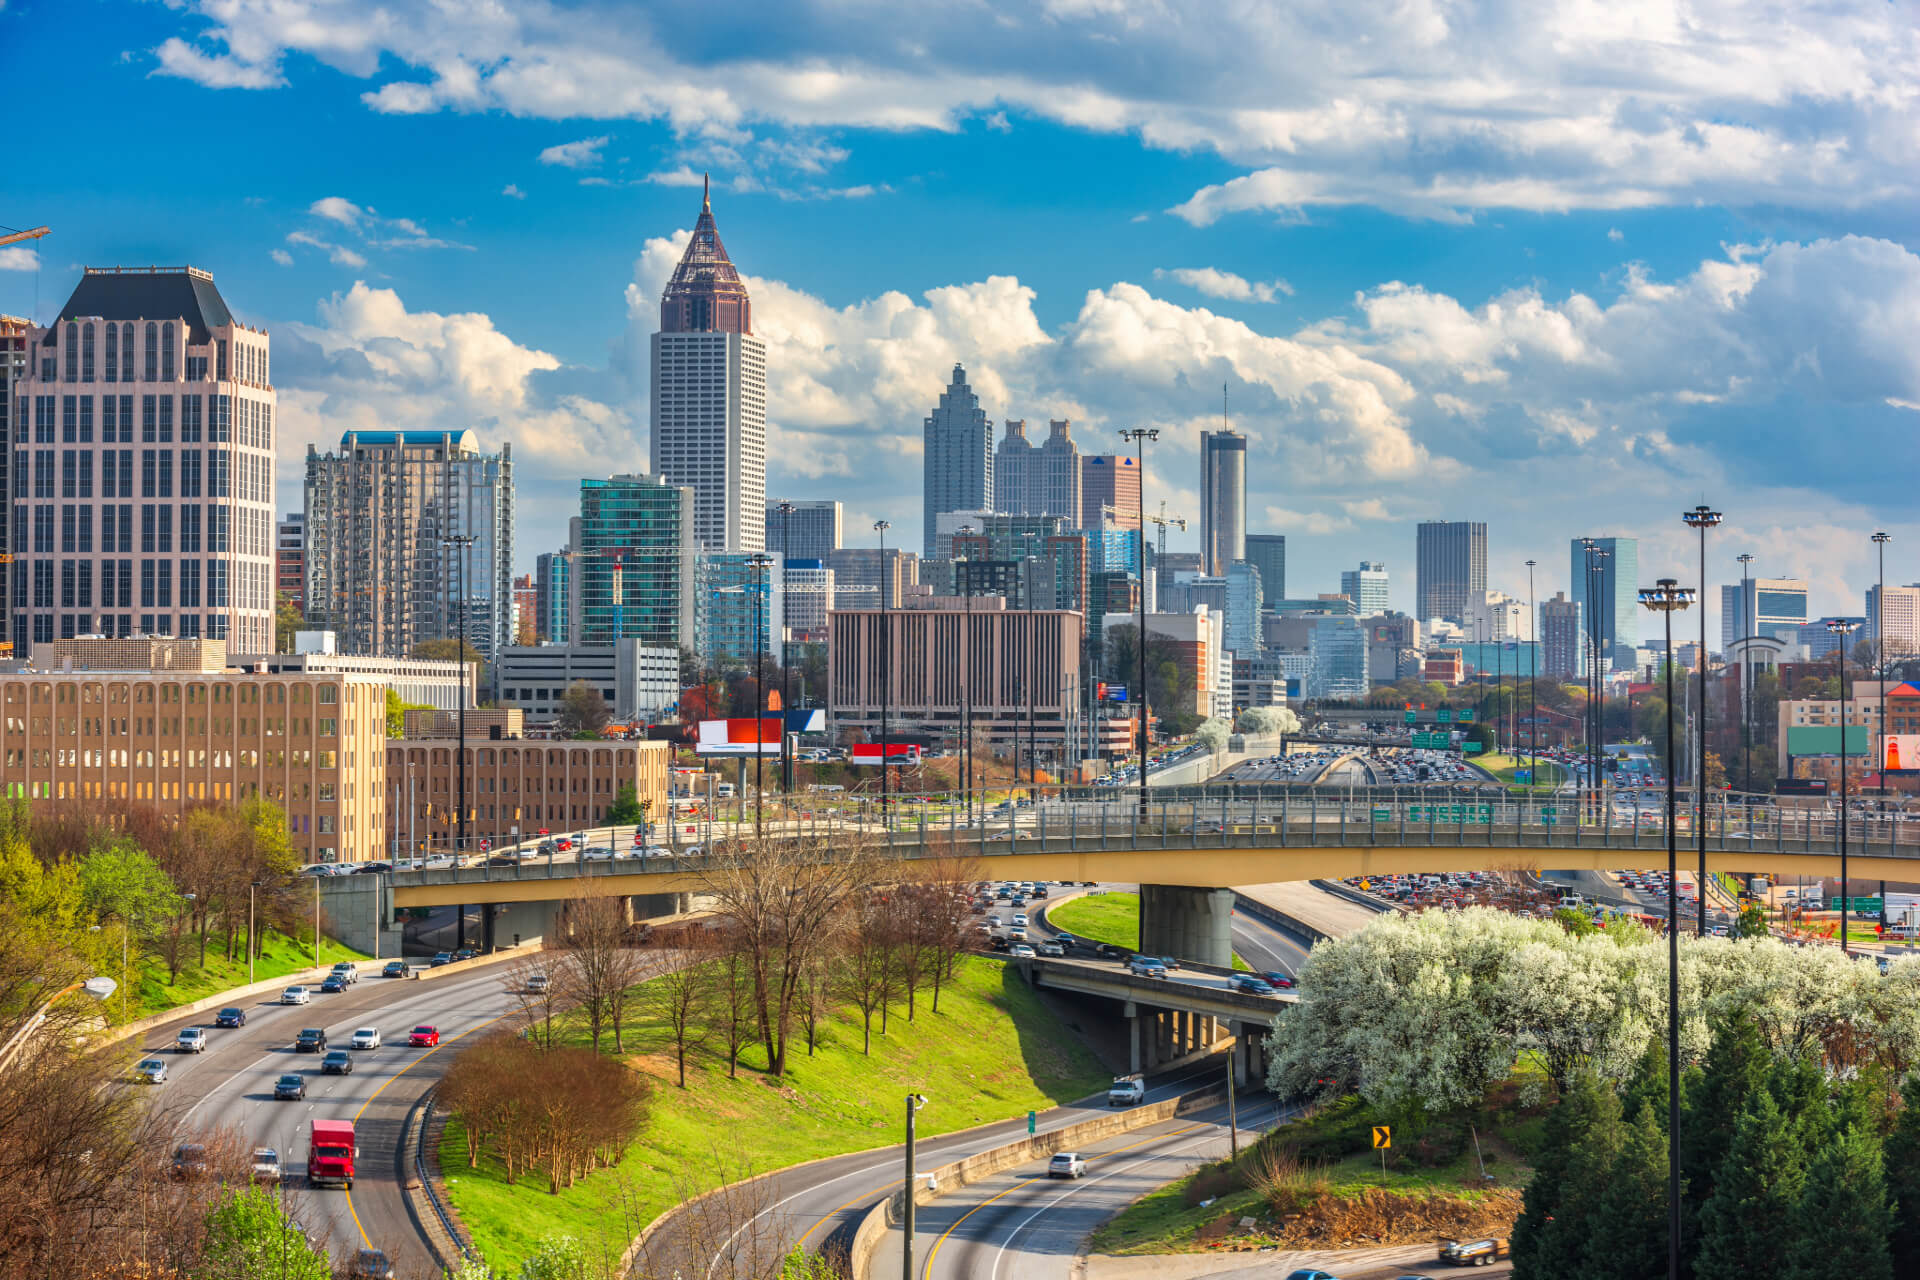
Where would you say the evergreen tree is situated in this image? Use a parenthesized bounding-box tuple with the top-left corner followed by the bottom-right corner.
(1621, 1033, 1671, 1128)
(1784, 1124, 1894, 1280)
(1886, 1081, 1920, 1280)
(1682, 1015, 1769, 1266)
(1585, 1104, 1670, 1280)
(1694, 1090, 1807, 1280)
(1517, 1076, 1626, 1279)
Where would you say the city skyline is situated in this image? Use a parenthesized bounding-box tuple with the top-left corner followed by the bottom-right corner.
(6, 2, 1917, 637)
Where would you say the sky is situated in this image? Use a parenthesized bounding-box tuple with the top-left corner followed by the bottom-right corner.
(4, 0, 1919, 642)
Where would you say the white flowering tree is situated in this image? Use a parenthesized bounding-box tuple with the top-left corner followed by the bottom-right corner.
(1193, 716, 1233, 752)
(1237, 705, 1302, 737)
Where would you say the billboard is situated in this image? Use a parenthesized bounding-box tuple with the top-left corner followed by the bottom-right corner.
(850, 743, 922, 766)
(1880, 735, 1920, 772)
(695, 718, 783, 756)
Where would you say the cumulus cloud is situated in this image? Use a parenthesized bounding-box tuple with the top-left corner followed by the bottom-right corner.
(270, 248, 294, 266)
(502, 183, 526, 199)
(147, 0, 1920, 219)
(539, 136, 610, 168)
(286, 231, 366, 268)
(1154, 267, 1293, 303)
(284, 197, 472, 266)
(0, 247, 39, 272)
(309, 196, 364, 228)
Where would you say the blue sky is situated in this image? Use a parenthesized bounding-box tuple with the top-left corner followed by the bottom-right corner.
(5, 0, 1919, 637)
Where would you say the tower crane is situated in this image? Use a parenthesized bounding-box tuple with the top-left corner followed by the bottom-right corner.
(0, 226, 49, 249)
(1145, 500, 1187, 559)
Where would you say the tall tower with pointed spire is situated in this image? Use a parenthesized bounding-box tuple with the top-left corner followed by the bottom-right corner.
(921, 363, 993, 557)
(651, 177, 766, 552)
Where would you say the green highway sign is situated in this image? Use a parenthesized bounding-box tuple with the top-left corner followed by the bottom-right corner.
(1458, 709, 1476, 722)
(1404, 709, 1417, 724)
(1372, 807, 1392, 821)
(1436, 709, 1453, 723)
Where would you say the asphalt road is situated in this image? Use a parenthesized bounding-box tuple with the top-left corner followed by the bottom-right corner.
(131, 963, 525, 1276)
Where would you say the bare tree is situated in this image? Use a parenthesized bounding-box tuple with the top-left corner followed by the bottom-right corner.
(632, 1150, 792, 1280)
(712, 928, 758, 1078)
(915, 857, 980, 1014)
(837, 894, 897, 1055)
(642, 923, 713, 1088)
(557, 887, 653, 1053)
(504, 950, 564, 1048)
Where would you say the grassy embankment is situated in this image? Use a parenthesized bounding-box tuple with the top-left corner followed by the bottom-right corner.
(1473, 753, 1569, 793)
(1092, 1087, 1542, 1255)
(131, 928, 371, 1020)
(441, 955, 1110, 1269)
(1046, 892, 1252, 971)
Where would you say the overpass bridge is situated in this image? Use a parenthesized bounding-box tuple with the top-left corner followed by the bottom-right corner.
(362, 789, 1912, 966)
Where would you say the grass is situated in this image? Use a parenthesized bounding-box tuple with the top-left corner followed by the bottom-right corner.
(1091, 1089, 1543, 1255)
(441, 955, 1110, 1271)
(130, 928, 372, 1020)
(1047, 892, 1252, 970)
(1476, 753, 1569, 792)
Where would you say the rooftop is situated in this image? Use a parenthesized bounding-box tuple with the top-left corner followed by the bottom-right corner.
(53, 266, 236, 345)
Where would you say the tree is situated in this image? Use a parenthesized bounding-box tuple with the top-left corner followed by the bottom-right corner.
(839, 894, 896, 1056)
(198, 1186, 332, 1280)
(1734, 903, 1770, 939)
(1515, 1074, 1626, 1278)
(385, 688, 431, 737)
(1237, 705, 1301, 736)
(606, 783, 648, 827)
(520, 1234, 597, 1280)
(1695, 1090, 1807, 1280)
(557, 680, 612, 736)
(1886, 1076, 1920, 1280)
(1784, 1123, 1894, 1280)
(557, 888, 652, 1053)
(643, 924, 713, 1088)
(1192, 716, 1231, 752)
(1586, 1102, 1669, 1280)
(273, 592, 304, 654)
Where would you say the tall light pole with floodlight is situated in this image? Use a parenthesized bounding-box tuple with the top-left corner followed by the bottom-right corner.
(776, 499, 797, 794)
(1118, 428, 1159, 818)
(1873, 531, 1892, 796)
(1828, 616, 1861, 954)
(1736, 552, 1754, 796)
(874, 520, 893, 821)
(1682, 505, 1721, 934)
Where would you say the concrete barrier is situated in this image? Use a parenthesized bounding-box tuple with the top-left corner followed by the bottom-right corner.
(849, 1084, 1228, 1280)
(1231, 892, 1333, 948)
(1308, 878, 1397, 914)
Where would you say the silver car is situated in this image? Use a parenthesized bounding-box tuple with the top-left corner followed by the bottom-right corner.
(175, 1027, 208, 1054)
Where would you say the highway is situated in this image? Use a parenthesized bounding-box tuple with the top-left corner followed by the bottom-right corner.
(131, 963, 525, 1275)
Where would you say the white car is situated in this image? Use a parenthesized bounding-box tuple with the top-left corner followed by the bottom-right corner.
(281, 986, 311, 1005)
(350, 1027, 382, 1050)
(1011, 913, 1029, 927)
(175, 1027, 207, 1053)
(250, 1147, 282, 1185)
(1048, 1152, 1088, 1178)
(1009, 943, 1037, 958)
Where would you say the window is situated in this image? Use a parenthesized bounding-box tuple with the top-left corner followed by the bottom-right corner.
(157, 505, 171, 553)
(157, 452, 172, 498)
(61, 396, 75, 442)
(180, 449, 201, 497)
(185, 355, 206, 381)
(180, 395, 201, 442)
(115, 505, 131, 553)
(207, 506, 229, 553)
(157, 560, 171, 608)
(76, 506, 91, 553)
(64, 324, 77, 381)
(141, 450, 155, 497)
(142, 396, 156, 442)
(143, 323, 158, 382)
(104, 326, 117, 383)
(160, 324, 174, 382)
(179, 504, 200, 552)
(32, 505, 51, 550)
(179, 559, 200, 607)
(81, 324, 94, 383)
(116, 396, 132, 443)
(120, 324, 133, 382)
(77, 453, 91, 498)
(215, 339, 227, 381)
(34, 396, 52, 443)
(61, 451, 75, 498)
(141, 505, 155, 553)
(157, 396, 172, 442)
(208, 450, 229, 497)
(77, 397, 92, 443)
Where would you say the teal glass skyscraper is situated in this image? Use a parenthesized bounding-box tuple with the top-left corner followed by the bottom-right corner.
(571, 474, 696, 651)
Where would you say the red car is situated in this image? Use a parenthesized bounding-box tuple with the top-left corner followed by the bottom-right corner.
(555, 837, 573, 852)
(408, 1025, 440, 1047)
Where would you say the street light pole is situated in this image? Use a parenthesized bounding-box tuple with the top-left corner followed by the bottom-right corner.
(1526, 559, 1537, 782)
(1828, 617, 1861, 955)
(1683, 505, 1721, 935)
(777, 500, 796, 795)
(1737, 553, 1754, 796)
(874, 520, 892, 823)
(749, 552, 775, 839)
(958, 524, 976, 825)
(1119, 428, 1159, 819)
(444, 533, 478, 860)
(1873, 532, 1891, 796)
(902, 1093, 928, 1280)
(1638, 576, 1693, 1280)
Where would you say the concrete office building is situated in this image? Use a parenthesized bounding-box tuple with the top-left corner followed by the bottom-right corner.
(569, 473, 697, 652)
(651, 181, 765, 552)
(1868, 584, 1920, 663)
(303, 429, 514, 664)
(930, 509, 997, 563)
(921, 366, 993, 557)
(234, 629, 472, 710)
(766, 499, 842, 563)
(0, 313, 26, 656)
(534, 550, 570, 645)
(0, 637, 384, 864)
(1199, 430, 1247, 576)
(1080, 454, 1140, 531)
(1415, 521, 1487, 624)
(1102, 607, 1226, 721)
(1569, 536, 1639, 666)
(1339, 561, 1389, 616)
(495, 641, 679, 722)
(1244, 534, 1286, 608)
(830, 598, 1084, 749)
(1722, 577, 1810, 648)
(13, 267, 279, 655)
(994, 418, 1083, 523)
(275, 513, 305, 610)
(1540, 591, 1586, 679)
(387, 736, 671, 856)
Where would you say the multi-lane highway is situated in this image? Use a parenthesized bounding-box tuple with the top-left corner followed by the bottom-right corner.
(132, 963, 525, 1275)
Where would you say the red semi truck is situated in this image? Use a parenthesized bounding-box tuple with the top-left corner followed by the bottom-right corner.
(308, 1118, 357, 1189)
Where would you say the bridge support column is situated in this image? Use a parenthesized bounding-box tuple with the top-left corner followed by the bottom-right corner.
(1139, 884, 1235, 968)
(1126, 1002, 1142, 1075)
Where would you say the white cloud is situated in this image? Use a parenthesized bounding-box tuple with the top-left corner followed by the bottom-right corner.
(0, 247, 39, 272)
(146, 0, 1920, 218)
(288, 198, 472, 263)
(502, 183, 526, 199)
(539, 136, 611, 169)
(1153, 267, 1292, 303)
(1608, 228, 1625, 242)
(285, 231, 366, 268)
(309, 196, 364, 228)
(984, 111, 1011, 133)
(270, 248, 294, 266)
(645, 167, 707, 188)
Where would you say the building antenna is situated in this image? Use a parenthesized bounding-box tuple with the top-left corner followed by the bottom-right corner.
(1223, 380, 1228, 432)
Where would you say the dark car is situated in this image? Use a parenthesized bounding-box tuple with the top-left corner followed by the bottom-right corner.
(294, 1028, 327, 1053)
(990, 935, 1012, 952)
(213, 1006, 247, 1028)
(455, 948, 478, 962)
(320, 975, 347, 994)
(1231, 975, 1278, 995)
(321, 1050, 354, 1075)
(273, 1073, 307, 1100)
(430, 952, 454, 967)
(1262, 971, 1297, 989)
(1053, 932, 1078, 949)
(1096, 942, 1128, 959)
(171, 1143, 210, 1180)
(382, 960, 408, 978)
(347, 1249, 396, 1280)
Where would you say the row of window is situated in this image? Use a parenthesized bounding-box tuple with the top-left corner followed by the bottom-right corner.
(47, 323, 254, 386)
(19, 393, 258, 447)
(12, 503, 239, 554)
(15, 448, 247, 501)
(10, 612, 233, 644)
(12, 556, 230, 610)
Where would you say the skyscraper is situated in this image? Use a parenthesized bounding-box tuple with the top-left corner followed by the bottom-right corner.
(651, 178, 766, 552)
(1225, 560, 1264, 657)
(1415, 521, 1487, 623)
(1569, 536, 1639, 666)
(1199, 429, 1247, 576)
(991, 417, 1082, 522)
(12, 267, 279, 654)
(0, 314, 25, 657)
(276, 513, 305, 610)
(1245, 534, 1286, 607)
(1339, 561, 1390, 615)
(766, 499, 842, 562)
(534, 549, 570, 645)
(1721, 576, 1809, 647)
(1540, 591, 1586, 678)
(569, 473, 696, 651)
(1079, 455, 1140, 531)
(994, 419, 1034, 516)
(304, 430, 514, 662)
(921, 365, 992, 556)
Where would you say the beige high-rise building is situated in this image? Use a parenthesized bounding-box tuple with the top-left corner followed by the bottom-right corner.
(0, 637, 386, 864)
(11, 267, 278, 655)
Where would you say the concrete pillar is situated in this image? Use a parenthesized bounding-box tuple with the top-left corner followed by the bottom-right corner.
(1128, 1007, 1142, 1075)
(1229, 1022, 1250, 1087)
(1139, 884, 1236, 968)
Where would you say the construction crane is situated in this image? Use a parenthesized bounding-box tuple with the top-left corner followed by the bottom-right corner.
(1145, 500, 1187, 559)
(0, 226, 49, 249)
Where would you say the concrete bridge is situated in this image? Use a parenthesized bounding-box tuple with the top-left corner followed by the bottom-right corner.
(340, 789, 1911, 965)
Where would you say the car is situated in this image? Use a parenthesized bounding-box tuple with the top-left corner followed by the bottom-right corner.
(1156, 956, 1182, 970)
(984, 915, 1003, 928)
(382, 960, 409, 978)
(281, 985, 311, 1005)
(330, 962, 360, 985)
(175, 1027, 208, 1053)
(1262, 972, 1297, 989)
(213, 1006, 247, 1028)
(582, 845, 616, 861)
(1127, 957, 1168, 978)
(989, 935, 1012, 952)
(456, 948, 479, 962)
(1052, 932, 1078, 948)
(1038, 942, 1064, 957)
(273, 1073, 307, 1100)
(250, 1148, 283, 1185)
(1009, 944, 1037, 958)
(295, 1028, 327, 1052)
(351, 1027, 382, 1050)
(1283, 1272, 1341, 1280)
(322, 1050, 354, 1075)
(171, 1143, 210, 1180)
(409, 1025, 441, 1047)
(1047, 1152, 1087, 1178)
(1010, 913, 1029, 927)
(1231, 975, 1278, 995)
(347, 1250, 397, 1280)
(524, 971, 550, 994)
(134, 1058, 168, 1084)
(1107, 1077, 1146, 1106)
(430, 952, 454, 967)
(320, 975, 348, 994)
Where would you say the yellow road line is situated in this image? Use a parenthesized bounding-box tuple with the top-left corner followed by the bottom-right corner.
(919, 1121, 1207, 1280)
(793, 1178, 903, 1250)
